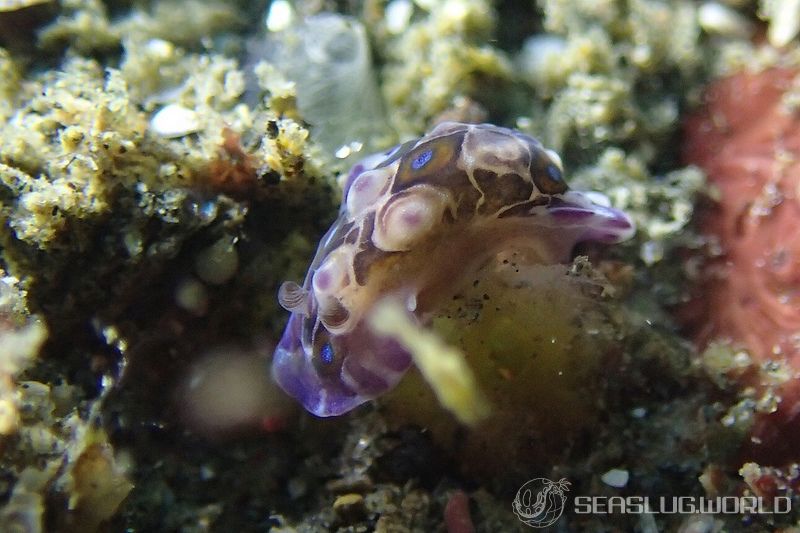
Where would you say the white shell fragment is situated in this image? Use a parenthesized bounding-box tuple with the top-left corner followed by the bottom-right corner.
(150, 104, 201, 138)
(601, 468, 630, 488)
(698, 2, 753, 38)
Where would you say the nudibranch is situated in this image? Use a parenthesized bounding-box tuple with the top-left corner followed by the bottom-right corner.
(272, 122, 635, 417)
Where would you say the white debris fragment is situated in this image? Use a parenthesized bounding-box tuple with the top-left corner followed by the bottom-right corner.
(150, 104, 201, 138)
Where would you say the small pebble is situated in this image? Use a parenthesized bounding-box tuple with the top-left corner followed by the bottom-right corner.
(175, 278, 208, 316)
(144, 38, 174, 59)
(601, 468, 630, 488)
(444, 490, 475, 533)
(195, 238, 239, 285)
(630, 406, 647, 418)
(150, 104, 201, 138)
(640, 240, 664, 266)
(326, 475, 374, 494)
(333, 493, 367, 524)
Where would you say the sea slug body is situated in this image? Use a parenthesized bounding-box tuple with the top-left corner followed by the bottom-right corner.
(272, 122, 635, 417)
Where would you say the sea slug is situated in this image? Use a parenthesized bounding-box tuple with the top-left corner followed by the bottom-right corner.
(272, 121, 635, 416)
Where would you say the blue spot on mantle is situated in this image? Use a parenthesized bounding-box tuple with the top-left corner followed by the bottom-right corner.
(320, 343, 335, 365)
(411, 149, 433, 170)
(546, 164, 562, 183)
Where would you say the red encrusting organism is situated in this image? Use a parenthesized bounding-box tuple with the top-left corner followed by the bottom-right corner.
(682, 68, 800, 463)
(205, 127, 261, 197)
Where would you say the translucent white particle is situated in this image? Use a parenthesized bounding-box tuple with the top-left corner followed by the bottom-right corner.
(386, 0, 413, 34)
(335, 141, 364, 159)
(266, 0, 294, 32)
(518, 34, 567, 81)
(335, 145, 352, 159)
(195, 238, 239, 285)
(640, 240, 664, 266)
(630, 407, 647, 418)
(442, 0, 468, 21)
(175, 277, 209, 316)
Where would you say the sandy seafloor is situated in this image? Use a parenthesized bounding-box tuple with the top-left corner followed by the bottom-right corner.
(1, 0, 800, 531)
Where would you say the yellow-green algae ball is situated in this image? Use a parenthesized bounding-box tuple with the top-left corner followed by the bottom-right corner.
(381, 256, 620, 482)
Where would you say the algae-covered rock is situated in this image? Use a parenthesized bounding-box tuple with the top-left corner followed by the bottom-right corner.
(0, 272, 47, 435)
(379, 0, 512, 136)
(0, 2, 337, 529)
(0, 48, 20, 119)
(519, 0, 703, 165)
(0, 268, 132, 533)
(0, 0, 794, 531)
(39, 0, 242, 54)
